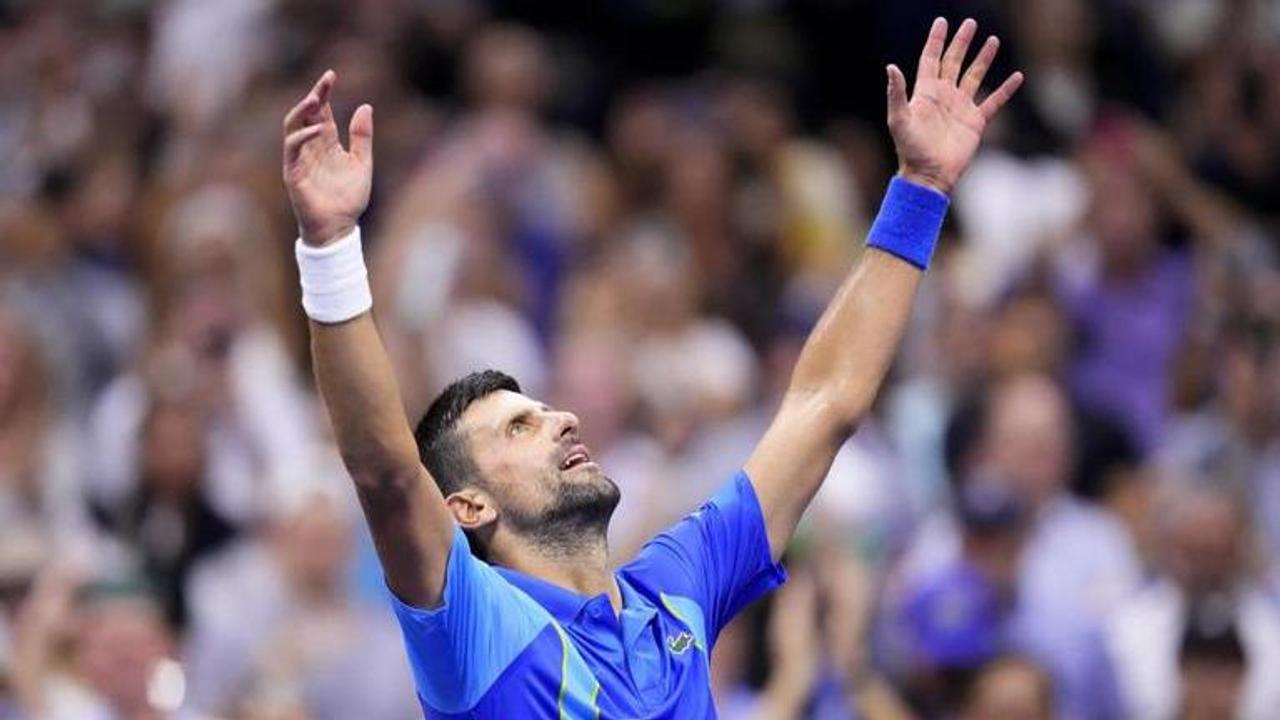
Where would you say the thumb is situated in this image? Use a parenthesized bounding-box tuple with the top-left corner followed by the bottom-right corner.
(349, 104, 374, 166)
(886, 64, 909, 130)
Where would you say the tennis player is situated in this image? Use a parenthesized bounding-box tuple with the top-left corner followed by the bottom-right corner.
(281, 17, 1020, 719)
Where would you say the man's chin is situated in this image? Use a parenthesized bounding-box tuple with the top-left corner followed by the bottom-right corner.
(557, 469, 620, 518)
(508, 471, 621, 550)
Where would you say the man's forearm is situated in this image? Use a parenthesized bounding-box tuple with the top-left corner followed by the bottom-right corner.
(785, 179, 947, 428)
(746, 179, 948, 557)
(310, 314, 422, 482)
(311, 310, 456, 607)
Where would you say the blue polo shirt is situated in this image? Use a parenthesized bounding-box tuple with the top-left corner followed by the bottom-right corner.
(389, 471, 786, 718)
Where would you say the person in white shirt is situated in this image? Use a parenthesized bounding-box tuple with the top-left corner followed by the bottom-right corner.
(1102, 480, 1280, 719)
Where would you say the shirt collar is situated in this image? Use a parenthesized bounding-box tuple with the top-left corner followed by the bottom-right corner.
(493, 566, 597, 625)
(617, 574, 658, 647)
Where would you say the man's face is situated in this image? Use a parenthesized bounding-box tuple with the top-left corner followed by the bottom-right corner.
(985, 377, 1072, 508)
(1167, 495, 1243, 597)
(458, 390, 620, 547)
(75, 599, 173, 714)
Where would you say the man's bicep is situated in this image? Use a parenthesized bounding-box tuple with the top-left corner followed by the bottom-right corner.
(354, 464, 456, 609)
(744, 392, 847, 559)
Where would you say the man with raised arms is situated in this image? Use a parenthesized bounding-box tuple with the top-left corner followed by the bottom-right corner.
(281, 18, 1021, 719)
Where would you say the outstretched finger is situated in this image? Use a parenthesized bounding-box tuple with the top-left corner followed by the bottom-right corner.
(941, 18, 977, 84)
(886, 64, 909, 131)
(915, 17, 948, 80)
(348, 104, 374, 167)
(284, 123, 325, 165)
(314, 69, 336, 105)
(960, 36, 999, 99)
(284, 94, 318, 133)
(283, 70, 336, 132)
(979, 71, 1024, 121)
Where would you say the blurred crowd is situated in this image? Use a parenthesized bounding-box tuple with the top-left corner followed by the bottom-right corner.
(1, 0, 1279, 718)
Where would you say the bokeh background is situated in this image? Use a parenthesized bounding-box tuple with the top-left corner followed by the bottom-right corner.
(2, 0, 1280, 718)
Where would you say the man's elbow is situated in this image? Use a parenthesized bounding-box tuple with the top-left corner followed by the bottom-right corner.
(340, 451, 423, 492)
(781, 386, 866, 442)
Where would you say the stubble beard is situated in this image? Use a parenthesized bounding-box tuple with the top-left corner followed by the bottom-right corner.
(504, 468, 621, 559)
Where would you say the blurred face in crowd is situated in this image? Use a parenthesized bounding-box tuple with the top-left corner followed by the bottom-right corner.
(74, 597, 175, 716)
(618, 229, 698, 334)
(166, 231, 245, 359)
(717, 79, 791, 159)
(141, 401, 206, 499)
(158, 187, 272, 360)
(961, 657, 1055, 720)
(1019, 0, 1095, 66)
(608, 89, 674, 198)
(1221, 337, 1273, 442)
(66, 152, 137, 253)
(1164, 488, 1246, 597)
(990, 295, 1068, 378)
(458, 389, 620, 554)
(984, 375, 1073, 509)
(1087, 162, 1159, 277)
(273, 494, 354, 598)
(551, 334, 631, 450)
(465, 24, 548, 113)
(664, 128, 729, 241)
(935, 284, 992, 386)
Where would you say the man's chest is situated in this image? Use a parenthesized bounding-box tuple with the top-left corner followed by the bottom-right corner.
(475, 593, 715, 719)
(580, 604, 706, 704)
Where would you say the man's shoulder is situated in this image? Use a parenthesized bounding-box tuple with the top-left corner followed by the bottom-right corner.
(390, 537, 563, 715)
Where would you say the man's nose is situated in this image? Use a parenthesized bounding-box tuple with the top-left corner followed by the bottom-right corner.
(554, 410, 580, 439)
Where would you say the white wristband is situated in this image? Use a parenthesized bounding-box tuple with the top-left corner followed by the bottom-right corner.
(295, 226, 373, 323)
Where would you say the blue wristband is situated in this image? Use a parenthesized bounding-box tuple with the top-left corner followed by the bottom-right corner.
(866, 177, 950, 270)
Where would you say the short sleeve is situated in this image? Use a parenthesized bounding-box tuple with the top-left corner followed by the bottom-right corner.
(624, 471, 787, 645)
(387, 526, 548, 714)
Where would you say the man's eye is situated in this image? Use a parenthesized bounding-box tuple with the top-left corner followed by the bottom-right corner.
(508, 421, 528, 436)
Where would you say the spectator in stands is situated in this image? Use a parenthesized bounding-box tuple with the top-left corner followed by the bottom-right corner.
(986, 374, 1140, 716)
(0, 2, 1277, 718)
(87, 184, 316, 529)
(8, 564, 184, 720)
(183, 473, 417, 720)
(0, 304, 87, 556)
(1102, 480, 1280, 718)
(89, 375, 238, 629)
(898, 481, 1029, 715)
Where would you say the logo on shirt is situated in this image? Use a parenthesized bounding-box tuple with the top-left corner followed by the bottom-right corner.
(667, 631, 696, 655)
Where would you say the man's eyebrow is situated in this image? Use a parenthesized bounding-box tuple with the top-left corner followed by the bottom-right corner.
(503, 409, 534, 430)
(538, 403, 552, 413)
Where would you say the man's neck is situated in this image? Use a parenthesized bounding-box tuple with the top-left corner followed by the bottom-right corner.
(500, 538, 622, 614)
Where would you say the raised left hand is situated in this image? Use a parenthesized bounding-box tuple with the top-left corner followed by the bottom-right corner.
(887, 18, 1023, 195)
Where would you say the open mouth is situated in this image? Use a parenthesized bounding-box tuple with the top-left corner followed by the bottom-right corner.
(559, 445, 592, 471)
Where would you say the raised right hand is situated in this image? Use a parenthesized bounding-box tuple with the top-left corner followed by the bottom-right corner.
(886, 18, 1022, 195)
(282, 70, 373, 247)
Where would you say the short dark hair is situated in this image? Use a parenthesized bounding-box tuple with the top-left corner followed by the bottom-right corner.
(414, 370, 521, 497)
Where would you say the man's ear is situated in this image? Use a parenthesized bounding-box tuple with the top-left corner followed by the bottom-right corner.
(445, 488, 498, 530)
